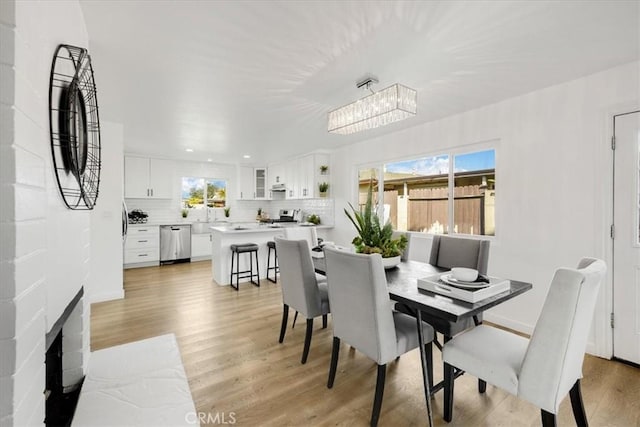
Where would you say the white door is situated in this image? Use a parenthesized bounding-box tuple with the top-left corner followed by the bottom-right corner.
(613, 110, 640, 364)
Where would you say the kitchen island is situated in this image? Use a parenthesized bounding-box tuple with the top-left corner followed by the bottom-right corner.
(210, 223, 331, 286)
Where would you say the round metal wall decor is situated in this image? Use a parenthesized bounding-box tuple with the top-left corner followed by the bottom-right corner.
(49, 44, 101, 210)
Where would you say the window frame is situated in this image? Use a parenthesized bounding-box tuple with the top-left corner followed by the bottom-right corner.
(354, 140, 498, 239)
(181, 176, 228, 209)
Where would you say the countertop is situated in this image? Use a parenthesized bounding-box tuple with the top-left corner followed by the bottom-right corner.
(210, 223, 333, 234)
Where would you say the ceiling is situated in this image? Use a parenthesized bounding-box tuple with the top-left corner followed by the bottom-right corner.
(79, 0, 639, 165)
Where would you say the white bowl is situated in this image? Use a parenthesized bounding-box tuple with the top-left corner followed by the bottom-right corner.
(451, 267, 478, 282)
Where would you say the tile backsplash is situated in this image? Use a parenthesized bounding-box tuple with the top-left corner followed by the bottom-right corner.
(124, 198, 335, 225)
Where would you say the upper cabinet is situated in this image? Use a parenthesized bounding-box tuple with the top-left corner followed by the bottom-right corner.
(268, 162, 285, 188)
(268, 154, 330, 199)
(124, 156, 173, 199)
(237, 166, 268, 200)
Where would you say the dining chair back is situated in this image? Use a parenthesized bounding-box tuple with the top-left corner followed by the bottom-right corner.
(429, 235, 490, 273)
(442, 257, 606, 425)
(518, 257, 606, 414)
(284, 226, 319, 250)
(274, 237, 329, 364)
(324, 247, 434, 426)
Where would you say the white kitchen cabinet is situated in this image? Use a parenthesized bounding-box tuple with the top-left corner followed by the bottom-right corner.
(298, 155, 314, 198)
(238, 166, 254, 200)
(124, 225, 160, 267)
(254, 168, 267, 199)
(285, 161, 299, 199)
(278, 154, 330, 199)
(124, 156, 173, 199)
(191, 233, 212, 259)
(237, 166, 268, 200)
(268, 162, 285, 188)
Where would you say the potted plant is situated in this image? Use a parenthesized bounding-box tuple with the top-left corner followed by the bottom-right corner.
(320, 165, 329, 175)
(257, 207, 263, 220)
(181, 208, 189, 218)
(318, 182, 329, 197)
(307, 214, 321, 225)
(344, 178, 407, 268)
(224, 207, 230, 218)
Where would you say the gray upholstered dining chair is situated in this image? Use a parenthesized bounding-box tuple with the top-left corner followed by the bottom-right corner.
(323, 247, 435, 427)
(442, 258, 606, 425)
(394, 234, 490, 390)
(274, 237, 329, 364)
(284, 226, 319, 249)
(426, 235, 491, 335)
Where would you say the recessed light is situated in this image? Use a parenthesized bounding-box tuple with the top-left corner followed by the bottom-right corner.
(185, 148, 194, 152)
(243, 155, 251, 159)
(207, 158, 212, 162)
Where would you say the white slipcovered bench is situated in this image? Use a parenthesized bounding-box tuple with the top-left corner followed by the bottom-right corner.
(72, 334, 199, 426)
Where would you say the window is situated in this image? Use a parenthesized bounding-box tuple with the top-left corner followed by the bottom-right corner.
(182, 177, 227, 209)
(358, 167, 380, 211)
(362, 148, 495, 236)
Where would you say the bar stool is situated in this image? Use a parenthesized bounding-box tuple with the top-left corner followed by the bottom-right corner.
(266, 240, 278, 283)
(229, 243, 260, 291)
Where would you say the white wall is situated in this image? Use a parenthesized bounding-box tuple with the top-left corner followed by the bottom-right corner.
(328, 61, 640, 356)
(0, 0, 91, 425)
(88, 121, 124, 303)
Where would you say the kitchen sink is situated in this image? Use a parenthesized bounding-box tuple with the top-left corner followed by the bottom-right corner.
(190, 221, 224, 234)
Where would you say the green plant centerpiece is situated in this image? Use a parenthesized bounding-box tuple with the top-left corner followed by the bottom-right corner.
(344, 179, 407, 261)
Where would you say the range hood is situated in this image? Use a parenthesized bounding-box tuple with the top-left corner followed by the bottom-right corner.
(271, 183, 287, 192)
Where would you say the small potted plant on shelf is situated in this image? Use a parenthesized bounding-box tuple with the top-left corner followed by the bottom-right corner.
(224, 207, 231, 218)
(344, 178, 407, 268)
(318, 182, 329, 197)
(320, 165, 329, 175)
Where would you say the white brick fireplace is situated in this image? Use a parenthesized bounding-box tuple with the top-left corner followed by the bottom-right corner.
(0, 1, 91, 426)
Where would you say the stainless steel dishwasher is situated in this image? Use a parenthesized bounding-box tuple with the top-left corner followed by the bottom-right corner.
(160, 225, 191, 264)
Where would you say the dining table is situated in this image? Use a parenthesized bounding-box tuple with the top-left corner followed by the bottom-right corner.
(313, 256, 533, 424)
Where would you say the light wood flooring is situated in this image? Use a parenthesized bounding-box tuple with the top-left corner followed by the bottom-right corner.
(91, 261, 640, 426)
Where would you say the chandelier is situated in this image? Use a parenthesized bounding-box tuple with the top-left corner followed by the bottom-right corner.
(328, 77, 417, 135)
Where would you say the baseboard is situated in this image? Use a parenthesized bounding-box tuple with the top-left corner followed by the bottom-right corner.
(484, 312, 605, 358)
(483, 312, 534, 336)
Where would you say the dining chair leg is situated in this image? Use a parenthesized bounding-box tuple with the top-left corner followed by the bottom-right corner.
(443, 362, 455, 422)
(370, 364, 387, 427)
(322, 314, 327, 329)
(292, 311, 298, 329)
(327, 337, 340, 388)
(278, 304, 289, 343)
(301, 318, 313, 364)
(569, 379, 588, 426)
(541, 410, 557, 427)
(478, 379, 487, 393)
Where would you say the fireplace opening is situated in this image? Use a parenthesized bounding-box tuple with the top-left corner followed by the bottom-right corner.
(44, 287, 85, 427)
(45, 330, 82, 427)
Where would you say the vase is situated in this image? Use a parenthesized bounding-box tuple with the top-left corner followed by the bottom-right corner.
(382, 255, 401, 269)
